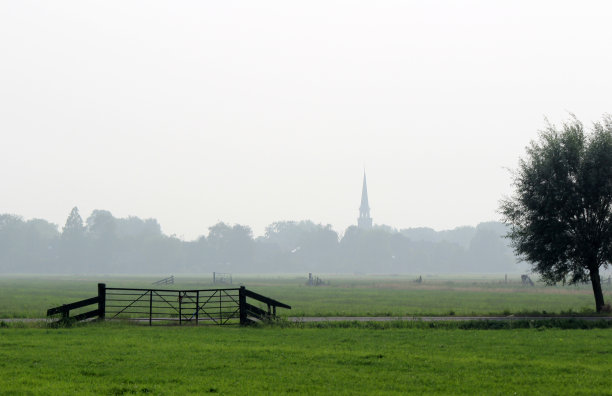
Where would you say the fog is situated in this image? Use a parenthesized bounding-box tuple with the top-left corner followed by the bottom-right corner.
(0, 210, 525, 274)
(1, 2, 611, 242)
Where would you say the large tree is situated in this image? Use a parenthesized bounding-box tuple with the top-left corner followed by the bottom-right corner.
(501, 116, 612, 312)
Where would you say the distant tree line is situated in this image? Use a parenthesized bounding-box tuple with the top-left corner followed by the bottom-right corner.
(0, 207, 521, 274)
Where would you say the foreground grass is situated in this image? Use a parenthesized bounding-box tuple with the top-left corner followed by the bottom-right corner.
(1, 323, 611, 395)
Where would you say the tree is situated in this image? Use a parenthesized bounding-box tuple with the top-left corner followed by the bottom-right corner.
(339, 226, 395, 273)
(25, 218, 60, 271)
(85, 210, 117, 273)
(62, 207, 85, 238)
(467, 225, 515, 273)
(500, 116, 612, 312)
(261, 221, 339, 271)
(60, 207, 88, 272)
(207, 222, 254, 271)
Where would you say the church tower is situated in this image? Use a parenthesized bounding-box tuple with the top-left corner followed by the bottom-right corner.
(358, 171, 373, 229)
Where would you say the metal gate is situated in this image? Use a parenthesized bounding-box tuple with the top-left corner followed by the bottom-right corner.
(47, 284, 291, 326)
(105, 287, 241, 325)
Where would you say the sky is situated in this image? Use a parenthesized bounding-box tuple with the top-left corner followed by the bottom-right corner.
(1, 1, 611, 240)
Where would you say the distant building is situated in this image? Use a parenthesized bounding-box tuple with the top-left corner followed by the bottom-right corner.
(358, 171, 373, 229)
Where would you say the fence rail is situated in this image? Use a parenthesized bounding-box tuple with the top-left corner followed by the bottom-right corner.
(152, 275, 174, 286)
(46, 283, 290, 326)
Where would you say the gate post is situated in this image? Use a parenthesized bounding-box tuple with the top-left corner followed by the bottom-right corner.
(239, 286, 247, 326)
(98, 283, 106, 320)
(196, 291, 199, 325)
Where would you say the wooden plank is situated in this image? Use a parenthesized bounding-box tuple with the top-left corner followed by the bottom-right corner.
(98, 283, 106, 320)
(239, 287, 247, 325)
(71, 309, 101, 322)
(245, 302, 267, 317)
(244, 289, 291, 309)
(47, 296, 100, 316)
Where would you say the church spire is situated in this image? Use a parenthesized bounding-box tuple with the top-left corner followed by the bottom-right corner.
(358, 171, 373, 229)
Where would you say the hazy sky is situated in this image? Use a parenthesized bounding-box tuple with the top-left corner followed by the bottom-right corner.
(1, 1, 611, 239)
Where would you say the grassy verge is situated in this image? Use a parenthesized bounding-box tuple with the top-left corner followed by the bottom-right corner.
(3, 317, 612, 330)
(278, 318, 612, 330)
(1, 322, 611, 395)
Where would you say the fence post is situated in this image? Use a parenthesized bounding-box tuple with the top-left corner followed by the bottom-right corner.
(239, 286, 246, 326)
(97, 283, 106, 320)
(196, 291, 199, 325)
(149, 290, 153, 326)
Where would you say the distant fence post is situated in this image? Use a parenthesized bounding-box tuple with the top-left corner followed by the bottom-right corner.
(239, 286, 247, 325)
(98, 283, 106, 320)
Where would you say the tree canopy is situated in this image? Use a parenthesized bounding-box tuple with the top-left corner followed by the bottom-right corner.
(0, 212, 520, 275)
(501, 115, 612, 312)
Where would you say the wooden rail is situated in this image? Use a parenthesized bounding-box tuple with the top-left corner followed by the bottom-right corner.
(46, 283, 106, 322)
(243, 288, 291, 320)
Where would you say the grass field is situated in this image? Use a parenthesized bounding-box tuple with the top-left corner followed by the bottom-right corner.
(1, 274, 611, 318)
(2, 275, 612, 395)
(1, 323, 612, 395)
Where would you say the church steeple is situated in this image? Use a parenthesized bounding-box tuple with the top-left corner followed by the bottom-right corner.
(358, 171, 373, 229)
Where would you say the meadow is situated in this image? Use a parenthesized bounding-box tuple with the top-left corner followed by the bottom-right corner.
(1, 274, 611, 318)
(1, 322, 612, 395)
(2, 274, 612, 395)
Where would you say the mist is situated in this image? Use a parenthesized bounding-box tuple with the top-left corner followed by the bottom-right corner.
(1, 2, 610, 275)
(0, 208, 524, 275)
(1, 1, 611, 239)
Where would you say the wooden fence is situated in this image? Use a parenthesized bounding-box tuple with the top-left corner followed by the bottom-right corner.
(47, 283, 290, 326)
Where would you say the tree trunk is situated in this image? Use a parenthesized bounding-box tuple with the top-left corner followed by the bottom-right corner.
(589, 268, 605, 313)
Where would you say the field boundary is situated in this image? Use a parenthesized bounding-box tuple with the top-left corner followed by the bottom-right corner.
(7, 315, 612, 325)
(288, 315, 612, 322)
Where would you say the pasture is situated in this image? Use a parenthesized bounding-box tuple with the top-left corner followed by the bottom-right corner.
(1, 323, 612, 395)
(2, 275, 612, 395)
(1, 274, 611, 319)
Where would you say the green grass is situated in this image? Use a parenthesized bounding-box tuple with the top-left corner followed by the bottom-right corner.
(1, 323, 611, 395)
(1, 274, 610, 318)
(2, 275, 612, 395)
